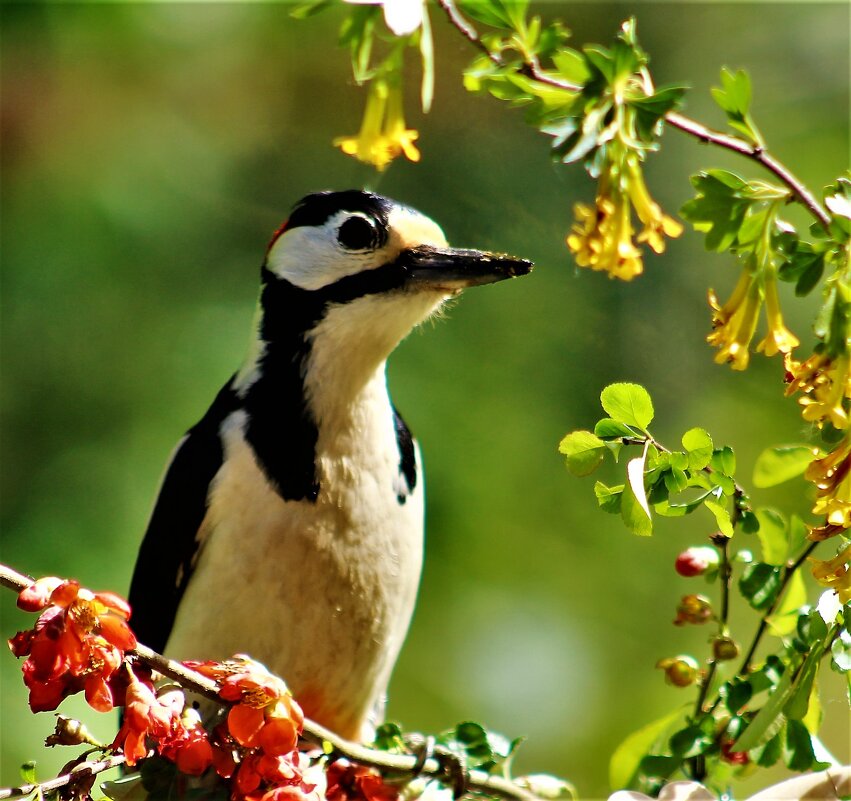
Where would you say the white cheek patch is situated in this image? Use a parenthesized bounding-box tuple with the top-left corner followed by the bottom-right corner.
(266, 225, 378, 291)
(265, 204, 450, 292)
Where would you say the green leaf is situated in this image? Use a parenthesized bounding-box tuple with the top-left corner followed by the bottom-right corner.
(739, 563, 782, 610)
(734, 663, 796, 752)
(785, 639, 825, 720)
(712, 67, 751, 117)
(594, 418, 636, 439)
(594, 481, 623, 514)
(600, 383, 654, 430)
(20, 762, 36, 786)
(608, 706, 688, 790)
(725, 679, 753, 715)
(458, 0, 514, 28)
(627, 450, 652, 520)
(753, 445, 817, 488)
(668, 725, 713, 758)
(637, 754, 680, 784)
(621, 477, 652, 536)
(663, 467, 689, 494)
(751, 730, 783, 767)
(289, 0, 330, 19)
(767, 571, 806, 636)
(373, 721, 406, 752)
(101, 774, 148, 801)
(711, 446, 736, 477)
(705, 498, 734, 537)
(784, 719, 828, 771)
(559, 430, 607, 476)
(755, 508, 789, 566)
(437, 721, 518, 773)
(682, 427, 713, 470)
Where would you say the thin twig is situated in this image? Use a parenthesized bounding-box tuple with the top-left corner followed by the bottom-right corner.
(434, 2, 832, 229)
(0, 563, 541, 801)
(0, 754, 127, 800)
(664, 113, 831, 229)
(738, 541, 820, 675)
(435, 0, 500, 65)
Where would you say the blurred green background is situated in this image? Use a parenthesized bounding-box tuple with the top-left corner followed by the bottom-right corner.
(1, 3, 848, 798)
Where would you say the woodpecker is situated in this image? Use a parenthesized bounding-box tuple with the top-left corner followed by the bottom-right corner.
(128, 190, 532, 741)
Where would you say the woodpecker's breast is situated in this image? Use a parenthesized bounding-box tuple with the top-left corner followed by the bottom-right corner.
(164, 383, 424, 740)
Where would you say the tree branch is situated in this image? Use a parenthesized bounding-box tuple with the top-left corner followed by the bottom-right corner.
(0, 755, 129, 800)
(0, 563, 541, 801)
(434, 1, 832, 229)
(663, 112, 831, 229)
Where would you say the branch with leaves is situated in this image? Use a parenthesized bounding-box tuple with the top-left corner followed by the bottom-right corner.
(559, 383, 849, 795)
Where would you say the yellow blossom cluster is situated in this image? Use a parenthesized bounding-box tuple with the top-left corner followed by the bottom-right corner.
(809, 543, 851, 604)
(786, 350, 851, 430)
(334, 78, 420, 172)
(707, 267, 799, 371)
(805, 433, 851, 531)
(566, 157, 682, 281)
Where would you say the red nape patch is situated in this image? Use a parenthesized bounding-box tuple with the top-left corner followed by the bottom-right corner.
(266, 219, 290, 254)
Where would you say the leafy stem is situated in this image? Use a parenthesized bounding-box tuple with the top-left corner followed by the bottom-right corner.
(737, 540, 821, 675)
(436, 0, 831, 230)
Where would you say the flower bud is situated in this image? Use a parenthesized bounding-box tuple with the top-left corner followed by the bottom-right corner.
(674, 547, 719, 577)
(712, 636, 740, 661)
(656, 655, 700, 687)
(673, 594, 713, 626)
(44, 715, 103, 748)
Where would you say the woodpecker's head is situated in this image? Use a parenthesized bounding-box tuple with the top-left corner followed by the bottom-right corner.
(242, 190, 531, 393)
(266, 189, 530, 291)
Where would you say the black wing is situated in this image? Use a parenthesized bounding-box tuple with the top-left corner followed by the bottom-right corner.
(128, 379, 239, 654)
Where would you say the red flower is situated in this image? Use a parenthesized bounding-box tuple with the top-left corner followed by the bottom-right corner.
(112, 668, 180, 766)
(9, 579, 136, 712)
(325, 760, 398, 801)
(187, 656, 304, 756)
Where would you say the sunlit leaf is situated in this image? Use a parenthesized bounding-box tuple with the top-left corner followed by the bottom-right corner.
(734, 664, 796, 752)
(704, 498, 734, 537)
(755, 508, 789, 566)
(767, 571, 806, 636)
(559, 430, 607, 476)
(600, 383, 654, 430)
(621, 477, 652, 536)
(682, 427, 713, 470)
(753, 445, 817, 488)
(608, 706, 688, 790)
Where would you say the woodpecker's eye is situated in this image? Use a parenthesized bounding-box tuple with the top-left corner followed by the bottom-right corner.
(337, 215, 379, 251)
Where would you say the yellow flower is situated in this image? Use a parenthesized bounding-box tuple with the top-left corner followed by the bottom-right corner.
(756, 270, 799, 357)
(806, 434, 851, 529)
(566, 157, 680, 281)
(567, 196, 644, 281)
(334, 78, 420, 172)
(785, 350, 851, 429)
(707, 265, 799, 371)
(706, 272, 761, 371)
(809, 543, 851, 604)
(626, 156, 683, 254)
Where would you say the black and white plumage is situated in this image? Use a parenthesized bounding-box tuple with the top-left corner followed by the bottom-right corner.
(128, 190, 531, 740)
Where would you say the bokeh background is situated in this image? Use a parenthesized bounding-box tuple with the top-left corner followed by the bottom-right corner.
(1, 2, 848, 798)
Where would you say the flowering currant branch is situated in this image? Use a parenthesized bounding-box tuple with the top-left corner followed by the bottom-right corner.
(0, 563, 544, 801)
(434, 0, 830, 231)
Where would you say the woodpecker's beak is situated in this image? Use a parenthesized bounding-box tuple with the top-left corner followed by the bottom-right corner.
(400, 245, 533, 290)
